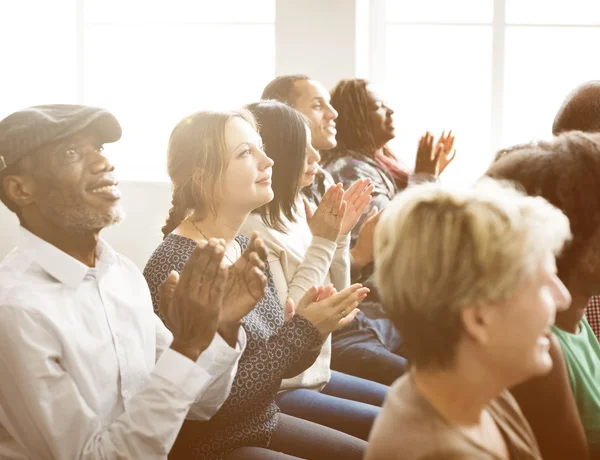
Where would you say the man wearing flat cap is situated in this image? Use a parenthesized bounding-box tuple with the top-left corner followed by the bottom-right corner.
(0, 105, 247, 458)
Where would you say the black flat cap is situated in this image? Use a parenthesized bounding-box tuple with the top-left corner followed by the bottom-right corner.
(0, 104, 122, 172)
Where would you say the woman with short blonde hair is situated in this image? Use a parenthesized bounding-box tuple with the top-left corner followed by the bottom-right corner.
(366, 179, 572, 460)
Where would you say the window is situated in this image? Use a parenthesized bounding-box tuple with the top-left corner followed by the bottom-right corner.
(0, 1, 78, 116)
(504, 1, 600, 146)
(84, 0, 275, 180)
(1, 0, 275, 181)
(379, 0, 600, 184)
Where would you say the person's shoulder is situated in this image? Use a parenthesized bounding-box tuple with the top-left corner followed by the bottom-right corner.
(0, 247, 44, 309)
(490, 389, 531, 424)
(325, 151, 368, 169)
(143, 234, 196, 279)
(325, 151, 379, 180)
(369, 376, 483, 460)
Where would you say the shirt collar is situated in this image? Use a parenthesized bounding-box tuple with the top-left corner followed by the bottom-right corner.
(17, 226, 118, 288)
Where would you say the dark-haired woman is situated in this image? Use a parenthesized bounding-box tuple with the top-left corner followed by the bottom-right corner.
(241, 100, 389, 442)
(144, 109, 369, 459)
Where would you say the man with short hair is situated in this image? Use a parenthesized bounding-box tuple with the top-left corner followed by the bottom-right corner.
(0, 105, 249, 459)
(262, 77, 407, 386)
(553, 80, 600, 136)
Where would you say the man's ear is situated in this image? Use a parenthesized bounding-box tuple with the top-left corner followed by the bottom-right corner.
(2, 173, 37, 209)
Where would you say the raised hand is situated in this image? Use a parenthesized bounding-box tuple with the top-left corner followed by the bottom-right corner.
(414, 130, 456, 176)
(435, 130, 456, 175)
(350, 206, 382, 267)
(160, 239, 228, 361)
(414, 131, 437, 175)
(304, 183, 347, 242)
(340, 178, 373, 236)
(221, 232, 268, 333)
(293, 283, 369, 338)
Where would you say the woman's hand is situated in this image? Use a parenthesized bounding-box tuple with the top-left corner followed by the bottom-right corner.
(435, 130, 456, 175)
(350, 206, 382, 267)
(290, 283, 369, 338)
(304, 183, 346, 241)
(414, 130, 456, 176)
(339, 178, 373, 236)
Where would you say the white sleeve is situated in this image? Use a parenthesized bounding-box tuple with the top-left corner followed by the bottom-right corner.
(154, 315, 246, 421)
(186, 329, 247, 420)
(241, 214, 337, 306)
(0, 305, 238, 459)
(329, 233, 351, 291)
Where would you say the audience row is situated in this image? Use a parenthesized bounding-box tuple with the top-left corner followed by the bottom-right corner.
(0, 76, 599, 459)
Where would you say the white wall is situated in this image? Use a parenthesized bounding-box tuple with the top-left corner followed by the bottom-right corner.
(0, 0, 364, 267)
(275, 0, 362, 89)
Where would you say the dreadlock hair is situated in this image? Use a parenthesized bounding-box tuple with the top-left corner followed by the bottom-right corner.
(486, 131, 600, 284)
(321, 78, 387, 167)
(261, 74, 310, 106)
(246, 100, 309, 233)
(553, 81, 600, 135)
(162, 109, 257, 238)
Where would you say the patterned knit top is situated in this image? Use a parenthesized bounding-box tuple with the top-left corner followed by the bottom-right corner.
(143, 233, 322, 459)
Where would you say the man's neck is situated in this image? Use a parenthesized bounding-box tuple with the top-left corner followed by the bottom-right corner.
(23, 218, 99, 267)
(555, 291, 588, 334)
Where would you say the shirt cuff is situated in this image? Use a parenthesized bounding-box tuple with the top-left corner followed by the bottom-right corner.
(196, 327, 246, 373)
(311, 236, 338, 253)
(153, 347, 213, 400)
(336, 233, 351, 248)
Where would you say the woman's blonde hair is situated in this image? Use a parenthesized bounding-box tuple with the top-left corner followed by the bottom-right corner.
(374, 178, 571, 368)
(162, 109, 256, 237)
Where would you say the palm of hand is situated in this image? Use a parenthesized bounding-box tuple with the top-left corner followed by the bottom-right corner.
(436, 137, 455, 175)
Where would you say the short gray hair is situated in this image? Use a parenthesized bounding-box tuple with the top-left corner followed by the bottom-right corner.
(374, 178, 571, 368)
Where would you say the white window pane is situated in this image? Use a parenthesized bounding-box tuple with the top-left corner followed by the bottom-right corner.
(84, 24, 275, 181)
(385, 25, 492, 185)
(84, 0, 275, 24)
(504, 27, 600, 147)
(0, 0, 77, 119)
(386, 0, 492, 24)
(506, 0, 600, 25)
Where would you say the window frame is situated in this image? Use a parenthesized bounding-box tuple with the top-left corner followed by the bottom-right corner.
(370, 0, 600, 155)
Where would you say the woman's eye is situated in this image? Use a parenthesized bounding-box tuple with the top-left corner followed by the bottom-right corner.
(240, 149, 252, 157)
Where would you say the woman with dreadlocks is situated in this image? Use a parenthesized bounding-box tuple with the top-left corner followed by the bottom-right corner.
(317, 79, 456, 387)
(322, 78, 455, 248)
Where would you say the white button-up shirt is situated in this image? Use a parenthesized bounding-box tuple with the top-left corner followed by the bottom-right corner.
(0, 227, 246, 459)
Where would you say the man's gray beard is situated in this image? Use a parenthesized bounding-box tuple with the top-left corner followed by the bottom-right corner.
(39, 189, 125, 234)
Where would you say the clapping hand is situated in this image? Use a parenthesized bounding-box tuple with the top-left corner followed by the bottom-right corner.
(160, 239, 227, 360)
(304, 183, 346, 241)
(287, 283, 368, 338)
(221, 232, 268, 336)
(339, 178, 373, 236)
(414, 130, 456, 176)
